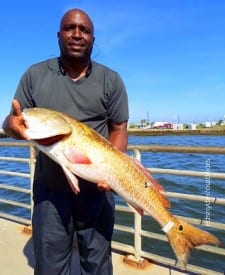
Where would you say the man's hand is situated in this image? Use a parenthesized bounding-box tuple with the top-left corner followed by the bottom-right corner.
(97, 182, 111, 192)
(2, 99, 29, 140)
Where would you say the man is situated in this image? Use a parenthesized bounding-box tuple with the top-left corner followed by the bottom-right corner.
(3, 8, 129, 275)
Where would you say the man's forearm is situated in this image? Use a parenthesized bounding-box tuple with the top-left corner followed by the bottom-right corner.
(108, 126, 128, 153)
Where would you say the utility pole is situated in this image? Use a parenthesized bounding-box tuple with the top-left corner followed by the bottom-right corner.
(147, 112, 149, 125)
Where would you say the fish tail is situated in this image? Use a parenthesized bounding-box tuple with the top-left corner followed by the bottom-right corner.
(163, 216, 220, 267)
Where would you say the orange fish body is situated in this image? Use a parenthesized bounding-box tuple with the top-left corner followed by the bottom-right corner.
(23, 107, 220, 267)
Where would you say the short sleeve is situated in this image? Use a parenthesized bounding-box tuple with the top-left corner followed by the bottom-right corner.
(107, 72, 129, 123)
(14, 69, 35, 110)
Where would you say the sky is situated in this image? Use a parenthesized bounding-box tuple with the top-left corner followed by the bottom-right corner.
(0, 0, 225, 124)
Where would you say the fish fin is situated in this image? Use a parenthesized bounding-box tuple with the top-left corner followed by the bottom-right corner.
(64, 148, 92, 164)
(128, 203, 144, 216)
(61, 164, 80, 194)
(164, 216, 220, 267)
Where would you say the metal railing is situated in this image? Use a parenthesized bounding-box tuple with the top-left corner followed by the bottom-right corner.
(0, 141, 225, 274)
(113, 146, 225, 275)
(0, 141, 35, 223)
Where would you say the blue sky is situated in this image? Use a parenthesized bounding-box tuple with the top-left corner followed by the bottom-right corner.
(1, 0, 225, 124)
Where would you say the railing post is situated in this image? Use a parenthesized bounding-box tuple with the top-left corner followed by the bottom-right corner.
(133, 149, 143, 261)
(29, 145, 36, 221)
(134, 211, 142, 260)
(132, 148, 141, 163)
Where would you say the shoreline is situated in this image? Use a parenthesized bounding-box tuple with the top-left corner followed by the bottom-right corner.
(128, 128, 225, 136)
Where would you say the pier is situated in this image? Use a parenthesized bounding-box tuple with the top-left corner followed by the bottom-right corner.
(0, 217, 188, 275)
(0, 141, 225, 274)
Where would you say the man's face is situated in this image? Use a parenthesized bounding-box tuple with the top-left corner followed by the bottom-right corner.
(58, 10, 95, 61)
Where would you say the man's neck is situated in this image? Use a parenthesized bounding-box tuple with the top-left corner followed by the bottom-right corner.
(59, 57, 91, 80)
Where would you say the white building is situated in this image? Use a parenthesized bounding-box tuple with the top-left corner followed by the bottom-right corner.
(173, 123, 184, 130)
(188, 123, 197, 130)
(205, 121, 216, 128)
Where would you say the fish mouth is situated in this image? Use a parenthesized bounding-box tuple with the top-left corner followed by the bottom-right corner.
(34, 133, 70, 146)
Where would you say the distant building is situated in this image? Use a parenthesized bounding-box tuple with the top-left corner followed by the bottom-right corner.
(205, 121, 216, 128)
(172, 123, 184, 130)
(188, 123, 197, 130)
(153, 122, 173, 129)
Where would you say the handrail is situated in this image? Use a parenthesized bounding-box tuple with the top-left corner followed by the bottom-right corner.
(0, 141, 225, 275)
(0, 141, 35, 222)
(128, 144, 225, 154)
(149, 167, 225, 180)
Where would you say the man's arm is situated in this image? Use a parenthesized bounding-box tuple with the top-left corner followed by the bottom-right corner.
(108, 121, 128, 153)
(2, 99, 29, 140)
(97, 121, 128, 191)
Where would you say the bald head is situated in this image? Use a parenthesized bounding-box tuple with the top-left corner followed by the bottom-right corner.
(57, 8, 95, 63)
(59, 9, 94, 34)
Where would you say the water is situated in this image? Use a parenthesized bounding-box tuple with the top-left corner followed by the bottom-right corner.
(0, 135, 225, 273)
(126, 135, 225, 272)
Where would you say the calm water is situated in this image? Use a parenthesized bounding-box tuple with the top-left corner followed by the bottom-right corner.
(0, 135, 225, 273)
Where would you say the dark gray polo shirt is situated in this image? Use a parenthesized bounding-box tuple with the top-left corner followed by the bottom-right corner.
(14, 58, 129, 192)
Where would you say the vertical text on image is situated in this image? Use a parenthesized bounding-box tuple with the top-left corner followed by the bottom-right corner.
(205, 158, 211, 226)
